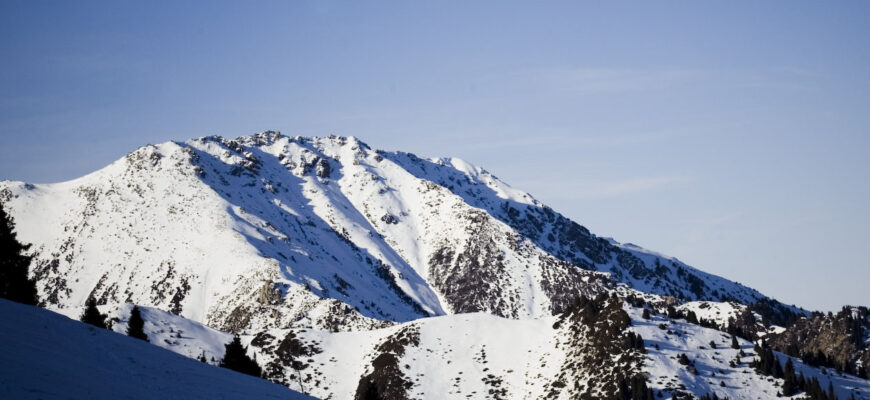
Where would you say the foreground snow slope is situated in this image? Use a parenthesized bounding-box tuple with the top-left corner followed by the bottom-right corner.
(0, 132, 783, 337)
(0, 299, 314, 400)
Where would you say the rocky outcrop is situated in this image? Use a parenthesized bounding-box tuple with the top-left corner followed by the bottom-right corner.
(767, 306, 869, 378)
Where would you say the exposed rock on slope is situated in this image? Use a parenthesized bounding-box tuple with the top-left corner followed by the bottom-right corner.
(767, 306, 870, 379)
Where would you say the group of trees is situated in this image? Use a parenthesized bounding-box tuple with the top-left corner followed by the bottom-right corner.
(751, 342, 846, 400)
(616, 374, 654, 400)
(79, 296, 148, 342)
(0, 202, 38, 305)
(78, 293, 262, 378)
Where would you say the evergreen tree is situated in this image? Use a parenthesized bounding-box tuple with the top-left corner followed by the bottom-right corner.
(0, 202, 38, 305)
(642, 308, 651, 319)
(678, 353, 692, 366)
(730, 334, 739, 349)
(126, 305, 148, 341)
(360, 379, 381, 400)
(782, 358, 799, 396)
(80, 297, 108, 329)
(220, 335, 262, 377)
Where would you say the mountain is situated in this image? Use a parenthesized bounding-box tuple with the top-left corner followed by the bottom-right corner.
(0, 132, 782, 333)
(0, 298, 312, 400)
(4, 131, 866, 399)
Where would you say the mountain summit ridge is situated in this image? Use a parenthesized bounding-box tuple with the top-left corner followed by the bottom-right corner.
(1, 131, 787, 333)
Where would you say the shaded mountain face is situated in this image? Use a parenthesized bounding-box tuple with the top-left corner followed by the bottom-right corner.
(0, 132, 783, 334)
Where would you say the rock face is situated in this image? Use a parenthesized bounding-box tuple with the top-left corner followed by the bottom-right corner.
(546, 294, 647, 399)
(0, 132, 783, 337)
(767, 306, 870, 379)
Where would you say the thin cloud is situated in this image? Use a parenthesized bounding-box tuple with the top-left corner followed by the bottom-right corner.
(482, 66, 819, 95)
(574, 176, 688, 199)
(458, 129, 683, 151)
(513, 175, 689, 200)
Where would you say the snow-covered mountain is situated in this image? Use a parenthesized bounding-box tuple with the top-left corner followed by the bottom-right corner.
(1, 132, 775, 334)
(0, 299, 313, 400)
(5, 131, 864, 399)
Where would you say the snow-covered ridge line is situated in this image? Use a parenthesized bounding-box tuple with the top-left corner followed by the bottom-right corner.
(0, 131, 794, 336)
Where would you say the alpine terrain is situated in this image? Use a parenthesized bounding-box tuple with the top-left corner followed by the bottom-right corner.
(2, 131, 868, 399)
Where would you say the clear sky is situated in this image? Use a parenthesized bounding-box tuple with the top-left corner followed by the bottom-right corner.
(1, 1, 868, 311)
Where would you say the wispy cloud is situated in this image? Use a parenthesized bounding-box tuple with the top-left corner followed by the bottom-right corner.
(533, 67, 710, 94)
(481, 66, 819, 95)
(573, 176, 688, 199)
(513, 175, 689, 200)
(458, 129, 683, 151)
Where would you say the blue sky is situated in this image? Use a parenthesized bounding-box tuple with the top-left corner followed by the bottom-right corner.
(1, 1, 868, 311)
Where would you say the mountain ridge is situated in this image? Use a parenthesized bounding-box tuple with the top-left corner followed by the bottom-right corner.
(0, 131, 804, 331)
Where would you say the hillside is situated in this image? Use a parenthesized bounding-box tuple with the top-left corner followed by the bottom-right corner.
(106, 296, 870, 399)
(0, 299, 313, 400)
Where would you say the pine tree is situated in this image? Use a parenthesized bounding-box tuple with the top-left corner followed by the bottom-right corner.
(782, 358, 799, 396)
(642, 308, 651, 319)
(126, 305, 148, 341)
(731, 334, 739, 349)
(220, 335, 262, 377)
(80, 297, 108, 329)
(360, 379, 381, 400)
(0, 202, 38, 305)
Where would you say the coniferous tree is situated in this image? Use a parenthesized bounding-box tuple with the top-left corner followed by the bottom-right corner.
(642, 308, 651, 319)
(0, 202, 38, 305)
(678, 353, 692, 366)
(782, 358, 799, 396)
(126, 305, 148, 341)
(731, 334, 740, 349)
(220, 335, 262, 377)
(80, 297, 108, 329)
(360, 379, 381, 400)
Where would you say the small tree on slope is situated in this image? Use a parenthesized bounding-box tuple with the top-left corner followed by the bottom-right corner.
(126, 305, 148, 341)
(220, 336, 262, 378)
(80, 297, 109, 329)
(0, 202, 38, 305)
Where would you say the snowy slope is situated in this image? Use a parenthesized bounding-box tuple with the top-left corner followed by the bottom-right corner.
(101, 298, 870, 400)
(0, 299, 313, 400)
(0, 132, 784, 337)
(257, 302, 870, 399)
(629, 306, 870, 400)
